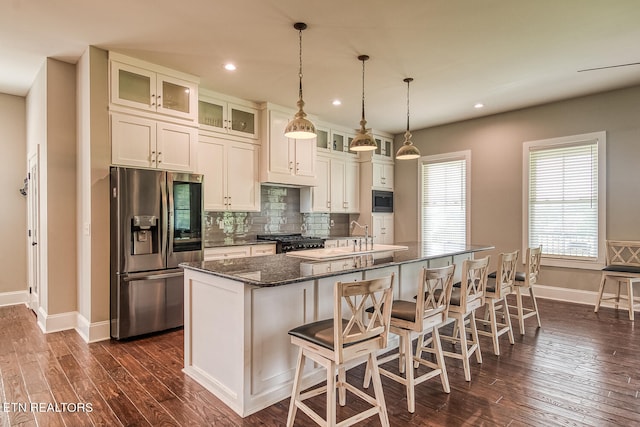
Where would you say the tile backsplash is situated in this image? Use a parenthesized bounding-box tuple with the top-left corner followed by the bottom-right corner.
(204, 185, 351, 244)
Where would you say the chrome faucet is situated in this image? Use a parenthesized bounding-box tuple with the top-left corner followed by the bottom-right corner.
(350, 221, 371, 250)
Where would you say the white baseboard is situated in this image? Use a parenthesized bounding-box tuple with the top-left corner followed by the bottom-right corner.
(534, 283, 625, 309)
(76, 313, 111, 343)
(35, 307, 111, 342)
(0, 290, 29, 307)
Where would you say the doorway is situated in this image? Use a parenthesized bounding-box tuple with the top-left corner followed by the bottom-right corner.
(27, 150, 40, 314)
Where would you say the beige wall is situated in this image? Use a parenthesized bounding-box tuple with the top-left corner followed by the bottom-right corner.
(394, 84, 640, 293)
(0, 93, 27, 295)
(77, 46, 110, 325)
(26, 59, 77, 315)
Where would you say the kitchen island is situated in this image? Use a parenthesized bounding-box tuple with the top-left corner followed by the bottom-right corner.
(181, 242, 492, 417)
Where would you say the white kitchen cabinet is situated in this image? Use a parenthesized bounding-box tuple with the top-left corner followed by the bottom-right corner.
(315, 126, 330, 152)
(374, 135, 393, 159)
(261, 108, 317, 186)
(372, 159, 394, 190)
(204, 243, 276, 261)
(372, 213, 394, 244)
(199, 94, 259, 140)
(110, 60, 198, 121)
(301, 155, 330, 213)
(251, 245, 276, 256)
(300, 154, 359, 214)
(345, 159, 360, 212)
(197, 134, 260, 212)
(111, 112, 196, 172)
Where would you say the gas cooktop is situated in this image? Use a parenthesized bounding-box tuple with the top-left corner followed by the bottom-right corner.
(256, 233, 325, 253)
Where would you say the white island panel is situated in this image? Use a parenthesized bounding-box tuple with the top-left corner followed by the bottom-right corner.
(251, 281, 314, 396)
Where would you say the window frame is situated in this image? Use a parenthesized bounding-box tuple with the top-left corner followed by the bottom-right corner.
(418, 150, 471, 250)
(522, 131, 606, 269)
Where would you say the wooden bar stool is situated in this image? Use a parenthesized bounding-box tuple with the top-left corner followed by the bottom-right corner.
(507, 246, 542, 335)
(594, 240, 640, 320)
(362, 265, 455, 413)
(286, 274, 395, 427)
(478, 250, 518, 355)
(439, 256, 490, 382)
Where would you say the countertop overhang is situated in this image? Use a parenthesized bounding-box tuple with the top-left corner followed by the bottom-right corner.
(182, 242, 493, 287)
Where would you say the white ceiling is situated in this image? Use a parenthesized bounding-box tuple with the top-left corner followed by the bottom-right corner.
(2, 0, 640, 134)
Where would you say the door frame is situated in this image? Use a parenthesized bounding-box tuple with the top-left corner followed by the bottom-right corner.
(27, 149, 40, 313)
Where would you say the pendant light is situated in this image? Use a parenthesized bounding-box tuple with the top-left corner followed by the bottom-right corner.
(395, 77, 421, 160)
(284, 22, 316, 139)
(349, 55, 377, 151)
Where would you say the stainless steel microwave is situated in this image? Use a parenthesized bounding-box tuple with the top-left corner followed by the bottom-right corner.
(372, 190, 393, 213)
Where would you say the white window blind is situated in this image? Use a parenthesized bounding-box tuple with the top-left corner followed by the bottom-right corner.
(421, 153, 468, 253)
(528, 141, 598, 260)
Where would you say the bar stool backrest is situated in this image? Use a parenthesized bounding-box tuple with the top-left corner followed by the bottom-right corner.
(523, 246, 542, 287)
(414, 265, 456, 331)
(334, 274, 394, 364)
(495, 250, 519, 298)
(606, 240, 640, 267)
(456, 256, 491, 313)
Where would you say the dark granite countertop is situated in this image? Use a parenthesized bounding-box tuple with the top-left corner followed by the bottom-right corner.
(182, 242, 493, 287)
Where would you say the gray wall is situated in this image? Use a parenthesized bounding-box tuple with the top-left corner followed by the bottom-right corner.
(395, 84, 640, 293)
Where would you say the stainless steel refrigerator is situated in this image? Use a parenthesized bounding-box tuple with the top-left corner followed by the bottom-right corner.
(110, 166, 203, 339)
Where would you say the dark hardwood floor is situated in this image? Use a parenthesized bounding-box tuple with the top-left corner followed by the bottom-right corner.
(1, 298, 639, 426)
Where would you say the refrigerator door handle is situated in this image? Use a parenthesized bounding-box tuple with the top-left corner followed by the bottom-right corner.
(161, 172, 169, 265)
(122, 268, 183, 282)
(167, 173, 175, 262)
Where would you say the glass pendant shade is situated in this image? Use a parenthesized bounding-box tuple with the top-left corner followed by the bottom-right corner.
(349, 55, 377, 152)
(395, 77, 421, 160)
(285, 22, 316, 139)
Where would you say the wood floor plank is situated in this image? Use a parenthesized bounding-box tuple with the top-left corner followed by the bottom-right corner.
(1, 299, 640, 426)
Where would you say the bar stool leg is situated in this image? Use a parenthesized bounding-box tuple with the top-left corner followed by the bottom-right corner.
(431, 326, 450, 393)
(402, 330, 416, 413)
(515, 287, 526, 335)
(457, 314, 472, 381)
(326, 360, 336, 426)
(627, 279, 635, 321)
(287, 349, 305, 427)
(469, 311, 482, 364)
(529, 286, 542, 328)
(503, 296, 515, 345)
(338, 367, 346, 406)
(368, 353, 390, 427)
(414, 333, 425, 369)
(487, 298, 500, 356)
(594, 275, 607, 313)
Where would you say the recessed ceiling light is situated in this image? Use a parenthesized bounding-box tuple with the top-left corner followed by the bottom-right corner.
(332, 99, 342, 106)
(474, 103, 484, 109)
(224, 63, 237, 71)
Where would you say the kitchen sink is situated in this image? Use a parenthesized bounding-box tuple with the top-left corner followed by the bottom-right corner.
(286, 244, 409, 260)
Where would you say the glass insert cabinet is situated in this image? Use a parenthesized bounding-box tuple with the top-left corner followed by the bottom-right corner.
(374, 136, 393, 158)
(198, 96, 259, 139)
(110, 61, 197, 121)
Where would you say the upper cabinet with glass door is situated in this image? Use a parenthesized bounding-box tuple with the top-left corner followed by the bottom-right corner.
(198, 90, 259, 140)
(109, 53, 198, 122)
(373, 135, 393, 159)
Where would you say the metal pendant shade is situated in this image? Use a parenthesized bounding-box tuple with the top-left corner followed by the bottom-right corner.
(395, 77, 421, 160)
(349, 55, 377, 152)
(284, 22, 316, 139)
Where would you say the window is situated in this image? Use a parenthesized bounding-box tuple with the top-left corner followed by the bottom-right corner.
(523, 131, 606, 269)
(420, 151, 471, 253)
